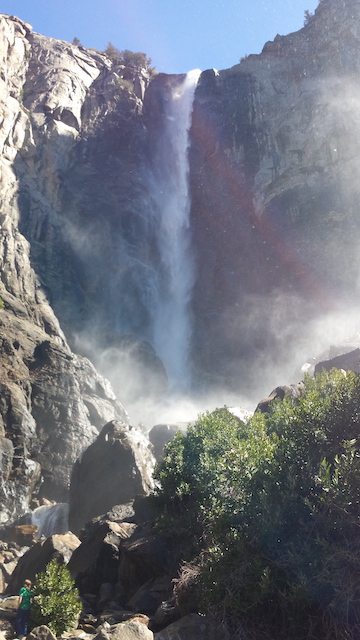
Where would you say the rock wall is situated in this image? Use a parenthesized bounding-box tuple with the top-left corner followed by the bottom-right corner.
(1, 0, 360, 522)
(0, 15, 135, 523)
(190, 0, 360, 392)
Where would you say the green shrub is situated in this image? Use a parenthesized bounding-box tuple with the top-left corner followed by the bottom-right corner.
(104, 42, 153, 71)
(30, 560, 82, 635)
(154, 408, 275, 538)
(154, 371, 360, 639)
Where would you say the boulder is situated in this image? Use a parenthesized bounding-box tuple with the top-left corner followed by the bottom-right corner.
(68, 518, 136, 596)
(94, 620, 153, 640)
(69, 422, 155, 535)
(5, 532, 80, 594)
(7, 525, 39, 546)
(153, 613, 225, 640)
(0, 620, 15, 638)
(126, 576, 173, 616)
(256, 383, 305, 413)
(0, 567, 6, 593)
(0, 596, 18, 620)
(152, 600, 178, 631)
(118, 530, 175, 601)
(148, 426, 179, 462)
(27, 626, 57, 640)
(314, 348, 360, 375)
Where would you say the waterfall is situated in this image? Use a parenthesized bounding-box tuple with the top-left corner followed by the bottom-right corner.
(150, 69, 201, 392)
(31, 503, 69, 539)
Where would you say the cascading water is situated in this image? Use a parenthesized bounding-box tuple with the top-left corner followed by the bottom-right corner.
(31, 503, 69, 539)
(149, 69, 201, 393)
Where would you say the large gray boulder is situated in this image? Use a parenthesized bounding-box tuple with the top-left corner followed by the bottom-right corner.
(95, 620, 153, 640)
(154, 613, 226, 640)
(118, 529, 174, 602)
(27, 626, 57, 640)
(69, 422, 155, 535)
(148, 425, 179, 462)
(256, 383, 305, 414)
(68, 517, 136, 596)
(314, 348, 360, 375)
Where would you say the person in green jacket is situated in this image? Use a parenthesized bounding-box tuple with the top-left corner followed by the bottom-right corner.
(15, 579, 34, 638)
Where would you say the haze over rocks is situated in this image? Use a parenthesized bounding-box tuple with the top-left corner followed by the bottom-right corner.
(0, 1, 360, 636)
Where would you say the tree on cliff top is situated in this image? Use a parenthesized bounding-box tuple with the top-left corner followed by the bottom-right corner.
(104, 42, 153, 71)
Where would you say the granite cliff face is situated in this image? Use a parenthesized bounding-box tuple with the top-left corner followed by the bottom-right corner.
(0, 0, 360, 521)
(190, 0, 360, 391)
(0, 16, 146, 523)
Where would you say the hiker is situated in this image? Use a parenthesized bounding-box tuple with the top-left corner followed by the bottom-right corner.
(15, 579, 34, 639)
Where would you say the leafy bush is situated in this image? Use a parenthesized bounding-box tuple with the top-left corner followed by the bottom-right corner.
(154, 371, 360, 639)
(30, 560, 82, 635)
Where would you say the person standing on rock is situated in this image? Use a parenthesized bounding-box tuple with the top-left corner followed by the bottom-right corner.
(15, 579, 34, 639)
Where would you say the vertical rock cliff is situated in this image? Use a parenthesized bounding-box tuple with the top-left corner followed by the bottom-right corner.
(190, 0, 360, 392)
(0, 16, 140, 523)
(1, 0, 360, 523)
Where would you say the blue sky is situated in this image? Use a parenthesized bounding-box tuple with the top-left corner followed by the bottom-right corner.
(2, 0, 319, 74)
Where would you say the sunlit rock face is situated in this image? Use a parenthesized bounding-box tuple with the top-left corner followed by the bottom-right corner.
(0, 15, 130, 523)
(190, 0, 360, 393)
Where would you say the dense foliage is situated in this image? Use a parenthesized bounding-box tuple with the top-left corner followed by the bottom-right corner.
(30, 560, 82, 635)
(154, 370, 360, 639)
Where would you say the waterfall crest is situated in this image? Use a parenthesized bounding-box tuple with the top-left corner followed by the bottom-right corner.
(150, 69, 201, 392)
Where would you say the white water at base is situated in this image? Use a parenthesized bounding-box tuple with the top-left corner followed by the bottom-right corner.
(150, 69, 201, 393)
(31, 503, 69, 539)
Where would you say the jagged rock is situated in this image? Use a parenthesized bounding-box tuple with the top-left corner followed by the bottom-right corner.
(1, 561, 16, 580)
(0, 14, 132, 525)
(148, 426, 179, 462)
(94, 620, 153, 640)
(152, 600, 178, 631)
(126, 576, 173, 616)
(68, 518, 136, 596)
(0, 619, 15, 639)
(314, 348, 360, 375)
(68, 422, 155, 535)
(0, 596, 18, 620)
(256, 383, 305, 414)
(5, 532, 80, 594)
(6, 525, 38, 546)
(0, 567, 6, 593)
(118, 530, 174, 602)
(153, 613, 225, 640)
(0, 310, 129, 522)
(27, 626, 57, 640)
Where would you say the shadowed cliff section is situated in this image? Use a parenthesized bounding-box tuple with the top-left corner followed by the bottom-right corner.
(189, 0, 360, 393)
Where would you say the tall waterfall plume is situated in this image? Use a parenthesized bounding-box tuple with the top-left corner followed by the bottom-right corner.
(150, 69, 201, 393)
